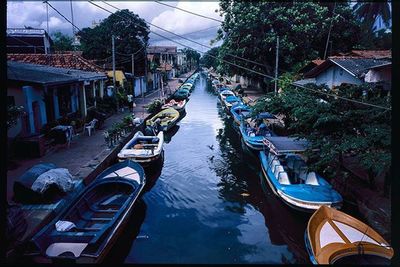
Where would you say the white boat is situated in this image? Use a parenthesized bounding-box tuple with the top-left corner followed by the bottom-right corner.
(117, 131, 164, 165)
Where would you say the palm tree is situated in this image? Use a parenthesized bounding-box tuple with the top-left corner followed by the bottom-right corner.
(353, 2, 391, 32)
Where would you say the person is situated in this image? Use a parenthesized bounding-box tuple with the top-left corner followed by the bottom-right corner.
(127, 94, 133, 112)
(256, 122, 267, 136)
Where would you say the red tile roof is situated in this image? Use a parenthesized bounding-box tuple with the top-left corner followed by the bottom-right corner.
(157, 62, 173, 71)
(7, 53, 105, 73)
(312, 59, 325, 65)
(334, 50, 391, 59)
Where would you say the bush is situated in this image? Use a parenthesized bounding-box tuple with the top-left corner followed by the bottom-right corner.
(147, 99, 163, 114)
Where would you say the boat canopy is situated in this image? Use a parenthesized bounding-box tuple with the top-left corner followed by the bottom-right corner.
(263, 136, 309, 155)
(257, 112, 277, 119)
(225, 95, 240, 103)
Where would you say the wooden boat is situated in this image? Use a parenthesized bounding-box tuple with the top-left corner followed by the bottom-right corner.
(146, 107, 180, 132)
(239, 113, 278, 150)
(180, 83, 193, 92)
(28, 160, 146, 263)
(222, 95, 242, 114)
(117, 131, 164, 165)
(162, 98, 187, 112)
(305, 205, 394, 264)
(260, 137, 342, 212)
(230, 104, 251, 125)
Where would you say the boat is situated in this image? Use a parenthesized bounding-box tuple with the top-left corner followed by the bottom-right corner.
(117, 131, 164, 165)
(219, 89, 235, 102)
(239, 112, 278, 150)
(146, 107, 180, 132)
(305, 205, 394, 264)
(230, 104, 251, 125)
(222, 95, 242, 114)
(28, 160, 146, 263)
(259, 136, 342, 212)
(180, 83, 193, 92)
(162, 98, 187, 112)
(172, 88, 190, 100)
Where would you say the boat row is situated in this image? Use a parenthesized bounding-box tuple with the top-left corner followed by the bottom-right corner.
(117, 72, 200, 166)
(209, 73, 393, 264)
(25, 72, 200, 263)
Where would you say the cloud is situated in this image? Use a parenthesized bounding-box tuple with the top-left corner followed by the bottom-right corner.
(150, 2, 222, 35)
(6, 1, 222, 52)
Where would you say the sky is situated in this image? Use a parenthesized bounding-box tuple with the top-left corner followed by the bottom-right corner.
(6, 1, 223, 54)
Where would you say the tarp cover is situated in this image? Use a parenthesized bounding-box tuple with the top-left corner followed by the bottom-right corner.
(31, 168, 74, 194)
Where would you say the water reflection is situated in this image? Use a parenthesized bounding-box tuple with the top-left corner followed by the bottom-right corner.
(164, 125, 180, 144)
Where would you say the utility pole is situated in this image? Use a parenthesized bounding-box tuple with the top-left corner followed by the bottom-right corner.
(274, 35, 279, 96)
(112, 35, 119, 112)
(324, 2, 337, 60)
(131, 53, 135, 96)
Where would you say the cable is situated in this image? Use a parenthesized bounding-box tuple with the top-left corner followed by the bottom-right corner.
(150, 24, 220, 42)
(154, 1, 223, 23)
(56, 1, 391, 111)
(101, 1, 270, 69)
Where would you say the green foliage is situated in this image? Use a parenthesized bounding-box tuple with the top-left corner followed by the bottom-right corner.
(182, 48, 201, 69)
(254, 82, 391, 184)
(7, 105, 25, 130)
(216, 2, 361, 82)
(200, 47, 220, 69)
(51, 31, 74, 52)
(78, 10, 149, 71)
(146, 99, 163, 114)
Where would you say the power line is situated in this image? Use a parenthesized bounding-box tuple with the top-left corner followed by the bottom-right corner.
(150, 24, 220, 42)
(55, 1, 390, 111)
(101, 1, 270, 70)
(154, 1, 223, 23)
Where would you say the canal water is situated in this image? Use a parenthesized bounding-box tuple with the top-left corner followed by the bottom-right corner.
(106, 73, 311, 264)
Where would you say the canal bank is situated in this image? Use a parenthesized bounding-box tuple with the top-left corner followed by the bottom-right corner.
(6, 70, 197, 261)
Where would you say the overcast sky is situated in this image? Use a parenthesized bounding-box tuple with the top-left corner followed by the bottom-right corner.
(7, 1, 223, 53)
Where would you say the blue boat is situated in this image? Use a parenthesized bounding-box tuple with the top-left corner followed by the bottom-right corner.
(222, 95, 243, 114)
(239, 112, 278, 150)
(29, 160, 146, 263)
(259, 136, 342, 212)
(230, 104, 251, 125)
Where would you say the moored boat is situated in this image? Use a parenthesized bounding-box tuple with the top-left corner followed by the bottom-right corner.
(222, 95, 242, 114)
(172, 88, 190, 100)
(239, 113, 277, 150)
(146, 107, 180, 132)
(117, 131, 164, 165)
(219, 89, 235, 102)
(162, 98, 187, 112)
(305, 205, 393, 264)
(230, 104, 251, 125)
(259, 136, 342, 212)
(28, 160, 146, 263)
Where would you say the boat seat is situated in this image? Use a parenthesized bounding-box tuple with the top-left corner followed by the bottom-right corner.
(278, 172, 291, 185)
(298, 168, 308, 182)
(305, 172, 319, 185)
(270, 160, 280, 172)
(274, 165, 284, 178)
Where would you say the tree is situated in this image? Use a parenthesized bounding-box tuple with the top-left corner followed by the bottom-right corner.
(51, 31, 74, 52)
(7, 105, 25, 130)
(252, 83, 391, 193)
(78, 10, 149, 74)
(200, 47, 220, 69)
(182, 48, 201, 70)
(353, 2, 391, 32)
(215, 2, 361, 87)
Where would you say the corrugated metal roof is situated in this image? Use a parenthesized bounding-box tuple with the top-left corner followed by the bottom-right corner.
(7, 61, 107, 86)
(7, 61, 79, 85)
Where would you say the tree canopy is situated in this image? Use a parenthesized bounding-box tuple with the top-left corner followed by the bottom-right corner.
(182, 48, 201, 69)
(78, 10, 149, 74)
(51, 31, 74, 52)
(200, 47, 220, 69)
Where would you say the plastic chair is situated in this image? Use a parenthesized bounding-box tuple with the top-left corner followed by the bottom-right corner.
(84, 119, 98, 136)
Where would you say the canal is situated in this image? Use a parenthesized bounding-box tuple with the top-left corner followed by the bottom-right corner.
(106, 73, 311, 264)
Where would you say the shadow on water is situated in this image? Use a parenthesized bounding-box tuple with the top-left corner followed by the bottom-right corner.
(211, 101, 311, 263)
(164, 125, 180, 144)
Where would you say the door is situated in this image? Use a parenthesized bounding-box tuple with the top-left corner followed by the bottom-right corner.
(32, 101, 41, 133)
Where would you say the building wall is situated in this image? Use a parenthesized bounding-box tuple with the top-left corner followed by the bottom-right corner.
(315, 65, 362, 89)
(364, 66, 391, 83)
(22, 85, 48, 134)
(133, 76, 147, 97)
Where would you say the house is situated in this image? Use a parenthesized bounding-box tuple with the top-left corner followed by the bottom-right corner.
(7, 28, 53, 54)
(301, 57, 391, 89)
(7, 61, 108, 137)
(7, 53, 108, 114)
(147, 46, 178, 78)
(298, 59, 325, 75)
(177, 48, 188, 74)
